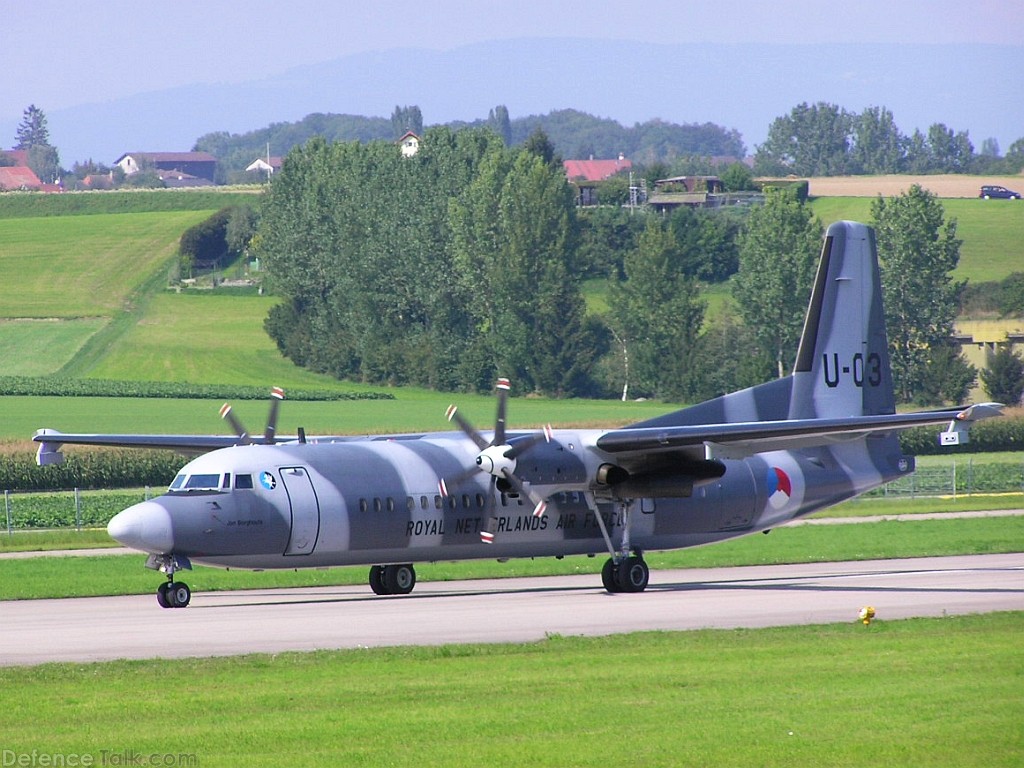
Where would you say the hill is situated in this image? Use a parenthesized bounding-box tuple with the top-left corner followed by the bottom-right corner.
(0, 188, 1019, 391)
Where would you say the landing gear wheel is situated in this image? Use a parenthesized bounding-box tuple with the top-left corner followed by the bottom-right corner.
(157, 582, 171, 608)
(168, 581, 191, 607)
(601, 558, 619, 593)
(369, 565, 387, 595)
(383, 564, 416, 595)
(617, 556, 649, 593)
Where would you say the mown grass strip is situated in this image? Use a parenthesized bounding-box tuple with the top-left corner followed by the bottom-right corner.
(1, 516, 1020, 600)
(0, 613, 1020, 767)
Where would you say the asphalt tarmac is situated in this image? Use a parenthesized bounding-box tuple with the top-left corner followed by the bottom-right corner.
(2, 553, 1021, 666)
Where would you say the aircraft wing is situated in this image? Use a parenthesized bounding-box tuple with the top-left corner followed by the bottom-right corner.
(595, 403, 1003, 462)
(32, 429, 259, 465)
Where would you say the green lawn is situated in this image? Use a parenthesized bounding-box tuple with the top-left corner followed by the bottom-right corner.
(0, 211, 211, 318)
(810, 197, 1024, 283)
(0, 613, 1020, 766)
(0, 318, 106, 375)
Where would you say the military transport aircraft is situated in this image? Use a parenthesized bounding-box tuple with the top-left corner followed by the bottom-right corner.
(34, 221, 1001, 608)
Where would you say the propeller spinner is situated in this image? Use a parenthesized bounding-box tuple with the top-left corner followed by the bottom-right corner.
(441, 378, 553, 544)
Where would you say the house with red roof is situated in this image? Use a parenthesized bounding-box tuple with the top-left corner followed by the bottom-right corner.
(563, 155, 632, 183)
(0, 165, 44, 191)
(563, 154, 632, 206)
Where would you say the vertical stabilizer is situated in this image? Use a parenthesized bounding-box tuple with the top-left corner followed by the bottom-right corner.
(789, 221, 895, 419)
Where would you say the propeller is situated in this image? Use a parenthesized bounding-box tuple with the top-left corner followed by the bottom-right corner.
(220, 387, 285, 445)
(441, 378, 554, 544)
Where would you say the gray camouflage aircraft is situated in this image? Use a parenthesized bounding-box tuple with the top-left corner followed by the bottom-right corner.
(34, 221, 1000, 608)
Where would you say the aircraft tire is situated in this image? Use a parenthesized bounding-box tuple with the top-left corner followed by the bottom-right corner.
(168, 582, 191, 608)
(601, 558, 619, 593)
(384, 564, 416, 595)
(157, 582, 172, 608)
(369, 565, 388, 595)
(617, 557, 649, 593)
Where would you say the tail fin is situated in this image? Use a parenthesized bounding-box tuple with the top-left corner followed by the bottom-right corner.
(628, 220, 895, 429)
(788, 220, 895, 419)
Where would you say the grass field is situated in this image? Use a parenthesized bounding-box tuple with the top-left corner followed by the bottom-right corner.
(0, 318, 106, 375)
(0, 612, 1020, 766)
(0, 211, 210, 317)
(809, 197, 1024, 283)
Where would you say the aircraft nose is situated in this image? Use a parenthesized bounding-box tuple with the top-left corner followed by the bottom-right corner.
(107, 501, 174, 553)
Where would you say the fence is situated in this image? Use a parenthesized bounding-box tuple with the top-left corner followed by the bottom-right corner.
(4, 488, 152, 533)
(864, 458, 1024, 498)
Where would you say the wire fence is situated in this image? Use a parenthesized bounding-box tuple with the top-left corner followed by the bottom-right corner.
(4, 488, 153, 533)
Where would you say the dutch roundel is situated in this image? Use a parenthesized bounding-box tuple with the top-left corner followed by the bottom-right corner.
(766, 467, 793, 509)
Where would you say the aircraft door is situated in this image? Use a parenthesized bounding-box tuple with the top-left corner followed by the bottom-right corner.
(280, 466, 320, 555)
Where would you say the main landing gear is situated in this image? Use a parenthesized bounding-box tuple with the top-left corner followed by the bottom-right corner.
(148, 554, 192, 608)
(588, 497, 650, 593)
(601, 554, 650, 593)
(369, 564, 417, 595)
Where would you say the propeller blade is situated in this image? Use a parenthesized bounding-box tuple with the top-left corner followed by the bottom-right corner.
(500, 470, 549, 518)
(438, 466, 480, 498)
(263, 387, 285, 444)
(480, 477, 498, 544)
(503, 424, 553, 460)
(494, 377, 510, 446)
(219, 403, 251, 445)
(446, 404, 489, 450)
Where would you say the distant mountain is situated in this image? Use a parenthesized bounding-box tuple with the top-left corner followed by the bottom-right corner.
(5, 38, 1021, 166)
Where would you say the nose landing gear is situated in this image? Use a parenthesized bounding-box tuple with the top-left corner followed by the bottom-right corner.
(147, 554, 193, 608)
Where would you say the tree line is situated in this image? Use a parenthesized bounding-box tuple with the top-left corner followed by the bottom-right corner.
(253, 127, 999, 406)
(754, 102, 1024, 177)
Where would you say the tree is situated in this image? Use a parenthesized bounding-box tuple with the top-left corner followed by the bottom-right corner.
(451, 147, 598, 395)
(608, 218, 705, 400)
(732, 188, 822, 378)
(754, 102, 854, 176)
(27, 144, 60, 184)
(871, 185, 971, 404)
(488, 105, 512, 145)
(391, 105, 423, 137)
(851, 106, 905, 174)
(522, 127, 560, 166)
(981, 345, 1024, 406)
(15, 105, 50, 149)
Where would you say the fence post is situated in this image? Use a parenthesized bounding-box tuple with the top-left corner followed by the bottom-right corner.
(75, 487, 82, 531)
(952, 461, 957, 500)
(5, 490, 10, 535)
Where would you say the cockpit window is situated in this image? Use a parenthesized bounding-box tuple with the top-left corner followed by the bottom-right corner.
(169, 474, 186, 490)
(183, 473, 222, 490)
(235, 474, 254, 489)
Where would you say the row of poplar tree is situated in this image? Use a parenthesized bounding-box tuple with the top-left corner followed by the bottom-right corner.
(256, 126, 975, 405)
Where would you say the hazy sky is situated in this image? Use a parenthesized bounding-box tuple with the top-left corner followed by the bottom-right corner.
(4, 0, 1021, 119)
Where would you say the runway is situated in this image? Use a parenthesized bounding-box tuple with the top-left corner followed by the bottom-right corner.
(2, 553, 1022, 666)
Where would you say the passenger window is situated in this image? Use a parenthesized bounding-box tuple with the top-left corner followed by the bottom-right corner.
(359, 499, 368, 513)
(374, 498, 382, 513)
(434, 495, 443, 510)
(407, 496, 415, 512)
(386, 497, 395, 513)
(235, 474, 254, 489)
(420, 495, 428, 510)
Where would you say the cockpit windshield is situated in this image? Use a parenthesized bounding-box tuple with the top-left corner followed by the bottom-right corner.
(168, 473, 224, 491)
